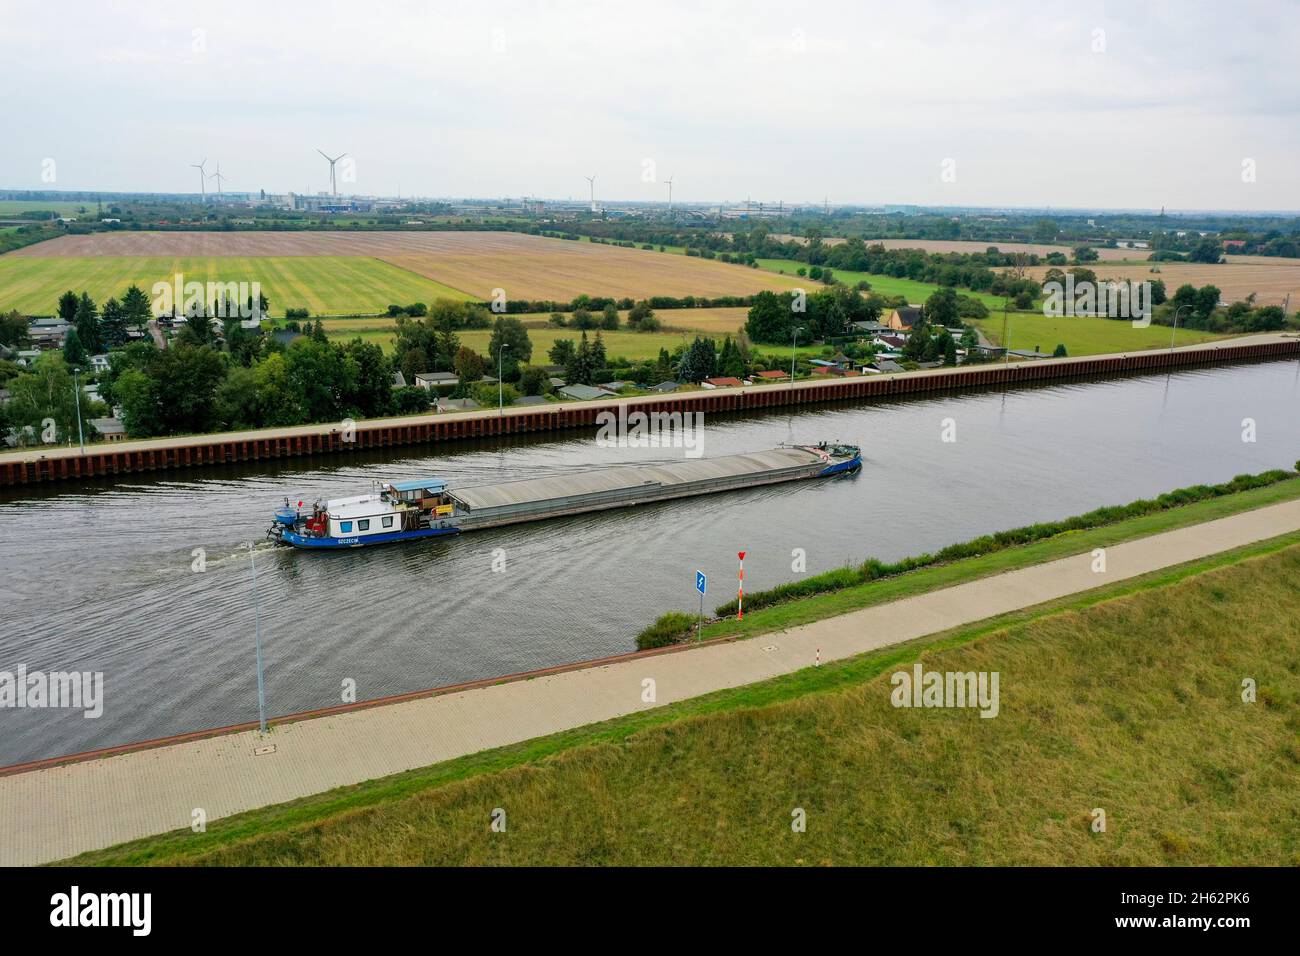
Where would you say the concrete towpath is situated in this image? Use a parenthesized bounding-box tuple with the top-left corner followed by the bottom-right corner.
(3, 499, 1299, 865)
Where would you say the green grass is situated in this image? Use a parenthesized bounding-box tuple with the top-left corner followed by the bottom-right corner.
(755, 258, 1010, 310)
(973, 310, 1227, 357)
(0, 256, 474, 316)
(63, 479, 1300, 865)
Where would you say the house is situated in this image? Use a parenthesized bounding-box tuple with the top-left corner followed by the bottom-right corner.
(90, 417, 126, 442)
(751, 370, 788, 381)
(415, 372, 459, 390)
(1007, 347, 1048, 360)
(600, 380, 633, 391)
(273, 329, 302, 348)
(887, 307, 923, 331)
(558, 384, 616, 401)
(514, 395, 549, 406)
(547, 376, 566, 389)
(16, 350, 41, 366)
(851, 320, 888, 335)
(436, 397, 480, 412)
(27, 318, 71, 349)
(89, 353, 111, 372)
(868, 359, 905, 374)
(392, 371, 407, 388)
(649, 381, 680, 393)
(701, 377, 744, 389)
(873, 334, 908, 351)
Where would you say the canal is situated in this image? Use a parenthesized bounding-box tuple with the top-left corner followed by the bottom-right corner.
(2, 358, 1298, 766)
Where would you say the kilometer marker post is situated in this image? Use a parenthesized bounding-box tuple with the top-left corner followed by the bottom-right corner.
(737, 551, 745, 620)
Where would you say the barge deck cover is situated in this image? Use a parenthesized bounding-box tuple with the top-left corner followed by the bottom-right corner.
(448, 447, 825, 512)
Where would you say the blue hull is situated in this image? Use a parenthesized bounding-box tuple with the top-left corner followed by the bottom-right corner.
(818, 455, 862, 477)
(281, 526, 460, 549)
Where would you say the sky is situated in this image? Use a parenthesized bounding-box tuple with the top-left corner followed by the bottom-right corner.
(2, 0, 1298, 211)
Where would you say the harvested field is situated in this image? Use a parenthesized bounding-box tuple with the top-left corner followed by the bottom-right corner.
(8, 230, 805, 302)
(769, 235, 1140, 260)
(1028, 260, 1300, 308)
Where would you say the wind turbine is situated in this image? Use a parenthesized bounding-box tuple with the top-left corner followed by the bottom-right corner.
(209, 162, 226, 198)
(665, 173, 675, 213)
(190, 159, 208, 203)
(317, 149, 348, 197)
(585, 174, 596, 212)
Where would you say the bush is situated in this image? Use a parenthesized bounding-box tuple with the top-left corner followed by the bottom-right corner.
(636, 611, 697, 650)
(472, 382, 520, 407)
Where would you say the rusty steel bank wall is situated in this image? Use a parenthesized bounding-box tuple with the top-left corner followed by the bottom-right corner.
(4, 339, 1297, 488)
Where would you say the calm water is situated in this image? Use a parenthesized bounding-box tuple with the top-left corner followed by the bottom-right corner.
(2, 360, 1298, 765)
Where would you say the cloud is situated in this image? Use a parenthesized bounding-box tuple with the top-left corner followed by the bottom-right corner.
(1, 0, 1296, 208)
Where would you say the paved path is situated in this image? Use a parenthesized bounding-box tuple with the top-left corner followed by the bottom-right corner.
(3, 499, 1299, 865)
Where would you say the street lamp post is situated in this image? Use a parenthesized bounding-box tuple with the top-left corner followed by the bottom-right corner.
(1170, 304, 1192, 352)
(498, 342, 510, 416)
(71, 367, 85, 455)
(790, 326, 805, 384)
(247, 542, 267, 734)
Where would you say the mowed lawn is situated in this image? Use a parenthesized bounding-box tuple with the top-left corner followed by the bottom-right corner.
(84, 541, 1300, 866)
(0, 256, 473, 315)
(756, 258, 1010, 310)
(973, 312, 1227, 356)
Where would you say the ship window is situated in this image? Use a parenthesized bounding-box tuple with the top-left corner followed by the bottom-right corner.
(382, 516, 394, 528)
(358, 519, 370, 531)
(340, 521, 353, 533)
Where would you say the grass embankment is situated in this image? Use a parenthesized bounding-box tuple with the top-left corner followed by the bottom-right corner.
(65, 476, 1300, 865)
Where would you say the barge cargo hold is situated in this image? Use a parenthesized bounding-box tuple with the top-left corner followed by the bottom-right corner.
(269, 443, 861, 549)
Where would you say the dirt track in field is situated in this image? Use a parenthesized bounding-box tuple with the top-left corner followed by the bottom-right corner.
(10, 231, 805, 300)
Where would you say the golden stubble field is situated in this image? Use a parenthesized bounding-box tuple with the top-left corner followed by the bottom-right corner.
(769, 235, 1141, 260)
(1028, 258, 1300, 307)
(11, 231, 805, 301)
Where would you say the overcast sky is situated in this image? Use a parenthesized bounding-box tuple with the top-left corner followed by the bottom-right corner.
(3, 0, 1297, 211)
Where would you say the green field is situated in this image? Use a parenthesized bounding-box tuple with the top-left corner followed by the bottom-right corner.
(755, 258, 1010, 310)
(0, 199, 89, 217)
(0, 256, 474, 316)
(973, 311, 1226, 356)
(67, 478, 1300, 865)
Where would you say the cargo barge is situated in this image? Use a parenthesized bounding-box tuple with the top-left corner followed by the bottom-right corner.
(268, 442, 861, 549)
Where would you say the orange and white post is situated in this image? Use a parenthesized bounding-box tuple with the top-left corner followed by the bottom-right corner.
(737, 550, 745, 619)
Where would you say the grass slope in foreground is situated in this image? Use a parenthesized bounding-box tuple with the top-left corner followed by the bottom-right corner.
(67, 484, 1300, 865)
(0, 255, 473, 315)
